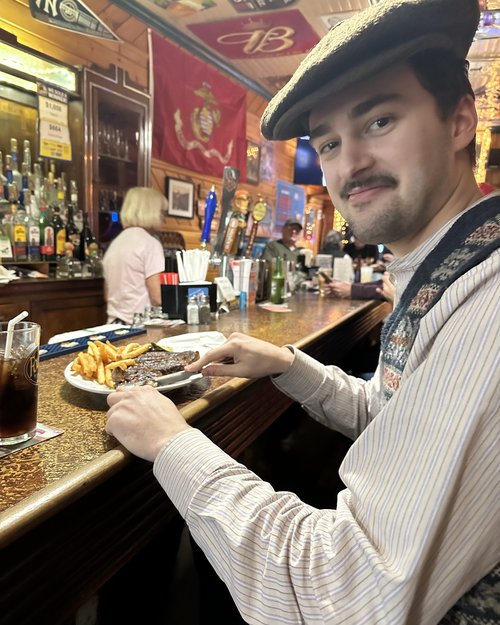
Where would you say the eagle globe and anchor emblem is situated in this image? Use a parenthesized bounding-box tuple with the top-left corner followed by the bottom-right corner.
(174, 82, 233, 164)
(191, 83, 221, 143)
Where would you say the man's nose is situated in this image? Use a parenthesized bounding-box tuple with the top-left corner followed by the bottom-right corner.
(337, 137, 375, 182)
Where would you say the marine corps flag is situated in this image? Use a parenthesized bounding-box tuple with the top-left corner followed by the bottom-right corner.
(152, 33, 247, 180)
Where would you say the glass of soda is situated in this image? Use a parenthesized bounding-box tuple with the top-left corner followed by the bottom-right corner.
(0, 321, 40, 445)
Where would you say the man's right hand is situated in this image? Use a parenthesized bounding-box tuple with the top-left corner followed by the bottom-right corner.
(184, 332, 294, 379)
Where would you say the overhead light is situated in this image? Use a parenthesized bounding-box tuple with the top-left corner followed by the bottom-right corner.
(0, 39, 77, 93)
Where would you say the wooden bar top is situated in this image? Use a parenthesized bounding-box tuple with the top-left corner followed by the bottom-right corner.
(0, 294, 390, 540)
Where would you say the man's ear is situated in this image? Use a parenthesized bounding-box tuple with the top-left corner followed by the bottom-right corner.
(451, 94, 477, 154)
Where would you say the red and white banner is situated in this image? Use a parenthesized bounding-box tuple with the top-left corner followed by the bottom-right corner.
(152, 32, 247, 179)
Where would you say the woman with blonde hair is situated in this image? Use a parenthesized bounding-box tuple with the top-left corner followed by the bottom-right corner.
(103, 187, 167, 325)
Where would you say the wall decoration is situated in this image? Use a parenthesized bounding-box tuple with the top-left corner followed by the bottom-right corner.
(187, 9, 319, 60)
(246, 140, 261, 184)
(166, 177, 195, 219)
(274, 180, 305, 231)
(152, 33, 247, 179)
(259, 140, 275, 183)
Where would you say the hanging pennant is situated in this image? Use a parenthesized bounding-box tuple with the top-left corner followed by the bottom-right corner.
(29, 0, 119, 41)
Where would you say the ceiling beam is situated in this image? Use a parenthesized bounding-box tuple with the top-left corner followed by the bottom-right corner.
(111, 0, 274, 101)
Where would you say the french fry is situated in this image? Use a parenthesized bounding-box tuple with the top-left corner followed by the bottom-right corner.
(96, 358, 105, 385)
(104, 367, 115, 389)
(122, 344, 150, 359)
(104, 342, 117, 361)
(106, 359, 136, 370)
(122, 342, 140, 355)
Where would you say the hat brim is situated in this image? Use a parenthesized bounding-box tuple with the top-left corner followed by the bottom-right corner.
(261, 0, 480, 141)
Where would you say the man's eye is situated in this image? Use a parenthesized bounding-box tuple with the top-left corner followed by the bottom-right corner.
(319, 140, 340, 155)
(370, 116, 392, 130)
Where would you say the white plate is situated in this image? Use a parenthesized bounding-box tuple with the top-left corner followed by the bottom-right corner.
(64, 331, 226, 395)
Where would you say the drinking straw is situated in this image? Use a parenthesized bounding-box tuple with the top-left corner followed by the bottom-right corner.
(4, 310, 29, 359)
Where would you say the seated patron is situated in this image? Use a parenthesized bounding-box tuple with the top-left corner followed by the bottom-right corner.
(106, 1, 500, 622)
(262, 219, 304, 264)
(326, 271, 396, 303)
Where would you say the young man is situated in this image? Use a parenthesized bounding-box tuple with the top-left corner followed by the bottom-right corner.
(106, 1, 499, 623)
(262, 218, 304, 263)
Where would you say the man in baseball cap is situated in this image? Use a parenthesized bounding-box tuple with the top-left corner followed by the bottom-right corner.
(262, 218, 304, 264)
(107, 2, 500, 623)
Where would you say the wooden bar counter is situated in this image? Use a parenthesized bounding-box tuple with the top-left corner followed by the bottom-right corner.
(0, 293, 390, 625)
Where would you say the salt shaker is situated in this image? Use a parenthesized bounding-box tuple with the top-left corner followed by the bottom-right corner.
(187, 296, 199, 325)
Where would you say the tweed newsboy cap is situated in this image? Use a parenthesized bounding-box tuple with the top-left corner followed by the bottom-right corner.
(261, 0, 480, 141)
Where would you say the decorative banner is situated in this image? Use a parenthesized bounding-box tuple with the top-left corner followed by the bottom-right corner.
(187, 9, 319, 60)
(37, 82, 72, 161)
(29, 0, 119, 41)
(152, 33, 247, 179)
(274, 180, 305, 231)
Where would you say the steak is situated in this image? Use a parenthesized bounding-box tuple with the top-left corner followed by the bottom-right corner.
(112, 350, 200, 387)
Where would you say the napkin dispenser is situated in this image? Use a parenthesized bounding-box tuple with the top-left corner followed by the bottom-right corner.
(161, 283, 217, 321)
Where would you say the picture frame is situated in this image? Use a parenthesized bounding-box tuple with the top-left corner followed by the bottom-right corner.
(165, 177, 195, 219)
(246, 140, 261, 184)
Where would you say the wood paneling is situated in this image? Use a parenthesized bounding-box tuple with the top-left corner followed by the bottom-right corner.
(0, 0, 149, 88)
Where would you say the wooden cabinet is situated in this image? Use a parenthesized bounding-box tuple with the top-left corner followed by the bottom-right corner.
(83, 66, 151, 246)
(0, 279, 105, 343)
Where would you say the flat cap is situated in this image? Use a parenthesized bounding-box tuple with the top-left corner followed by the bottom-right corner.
(261, 0, 480, 141)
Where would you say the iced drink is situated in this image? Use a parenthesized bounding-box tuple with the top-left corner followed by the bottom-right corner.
(0, 322, 40, 445)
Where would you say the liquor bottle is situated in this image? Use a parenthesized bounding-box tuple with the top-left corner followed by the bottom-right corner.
(11, 183, 28, 261)
(69, 180, 83, 233)
(79, 211, 96, 261)
(0, 152, 9, 212)
(66, 204, 80, 250)
(270, 256, 285, 305)
(9, 138, 22, 191)
(4, 154, 14, 191)
(56, 242, 82, 279)
(0, 217, 14, 261)
(25, 192, 41, 261)
(39, 201, 55, 261)
(51, 204, 66, 259)
(31, 163, 42, 221)
(23, 140, 32, 170)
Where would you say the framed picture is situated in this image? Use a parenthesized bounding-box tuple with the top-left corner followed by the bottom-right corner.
(246, 140, 261, 184)
(165, 177, 195, 219)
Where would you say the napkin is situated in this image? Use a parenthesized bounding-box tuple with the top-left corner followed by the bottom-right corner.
(0, 265, 20, 283)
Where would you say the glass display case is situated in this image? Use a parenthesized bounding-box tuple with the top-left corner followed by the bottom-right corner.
(83, 66, 151, 247)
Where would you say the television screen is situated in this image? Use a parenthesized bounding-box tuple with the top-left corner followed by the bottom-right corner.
(293, 137, 325, 186)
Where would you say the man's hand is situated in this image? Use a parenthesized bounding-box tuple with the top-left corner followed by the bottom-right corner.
(376, 271, 395, 304)
(184, 332, 294, 378)
(106, 386, 191, 461)
(325, 279, 352, 299)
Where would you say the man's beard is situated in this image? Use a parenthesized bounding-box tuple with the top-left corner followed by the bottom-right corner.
(335, 173, 410, 244)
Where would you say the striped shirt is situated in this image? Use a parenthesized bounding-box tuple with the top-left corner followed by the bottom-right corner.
(154, 200, 500, 624)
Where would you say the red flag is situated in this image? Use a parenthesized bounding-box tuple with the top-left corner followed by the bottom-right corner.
(152, 32, 247, 179)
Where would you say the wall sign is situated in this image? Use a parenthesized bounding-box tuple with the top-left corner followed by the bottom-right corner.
(37, 82, 72, 161)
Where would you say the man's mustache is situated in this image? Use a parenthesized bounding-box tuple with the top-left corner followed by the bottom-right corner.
(340, 175, 398, 200)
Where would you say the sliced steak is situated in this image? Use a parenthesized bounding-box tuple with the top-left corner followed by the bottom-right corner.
(112, 350, 200, 387)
